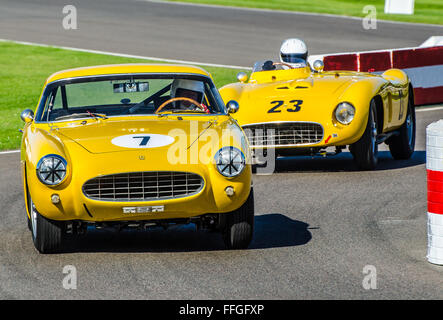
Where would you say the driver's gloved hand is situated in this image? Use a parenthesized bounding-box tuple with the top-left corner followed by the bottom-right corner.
(262, 60, 276, 71)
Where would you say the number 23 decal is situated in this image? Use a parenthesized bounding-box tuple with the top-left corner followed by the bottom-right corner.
(268, 100, 303, 113)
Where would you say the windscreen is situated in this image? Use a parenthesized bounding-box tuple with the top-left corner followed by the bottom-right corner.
(37, 74, 226, 122)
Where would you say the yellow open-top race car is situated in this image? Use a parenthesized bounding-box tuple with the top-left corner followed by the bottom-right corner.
(220, 57, 415, 171)
(20, 64, 253, 253)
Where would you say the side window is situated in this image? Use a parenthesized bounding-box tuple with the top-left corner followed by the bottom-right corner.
(52, 87, 63, 110)
(41, 86, 66, 121)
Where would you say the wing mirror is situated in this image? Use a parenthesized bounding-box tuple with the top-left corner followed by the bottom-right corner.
(237, 72, 248, 83)
(20, 109, 34, 123)
(226, 100, 239, 114)
(313, 60, 324, 73)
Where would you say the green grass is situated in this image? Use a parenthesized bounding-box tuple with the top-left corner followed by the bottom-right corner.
(0, 41, 246, 151)
(167, 0, 443, 25)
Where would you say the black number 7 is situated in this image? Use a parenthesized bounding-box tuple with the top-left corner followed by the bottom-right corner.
(133, 136, 151, 146)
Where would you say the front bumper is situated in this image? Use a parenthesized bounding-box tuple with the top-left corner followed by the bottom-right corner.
(26, 149, 251, 222)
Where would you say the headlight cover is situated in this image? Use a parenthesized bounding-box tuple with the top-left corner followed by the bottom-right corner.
(214, 147, 246, 178)
(36, 154, 67, 186)
(335, 102, 355, 125)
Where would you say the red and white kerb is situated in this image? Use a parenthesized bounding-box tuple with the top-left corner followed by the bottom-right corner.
(426, 120, 443, 265)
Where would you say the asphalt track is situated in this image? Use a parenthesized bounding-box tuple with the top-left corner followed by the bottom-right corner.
(0, 0, 443, 300)
(0, 0, 442, 67)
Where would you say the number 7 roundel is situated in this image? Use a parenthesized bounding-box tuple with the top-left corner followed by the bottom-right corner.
(111, 134, 175, 148)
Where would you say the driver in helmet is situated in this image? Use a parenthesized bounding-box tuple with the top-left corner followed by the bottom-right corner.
(279, 38, 308, 69)
(168, 79, 209, 113)
(258, 38, 308, 71)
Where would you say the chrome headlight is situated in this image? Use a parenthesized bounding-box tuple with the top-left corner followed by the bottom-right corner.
(214, 147, 245, 178)
(335, 102, 355, 125)
(36, 154, 67, 186)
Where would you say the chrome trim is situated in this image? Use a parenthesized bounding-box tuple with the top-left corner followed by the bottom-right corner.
(82, 171, 205, 202)
(242, 121, 324, 148)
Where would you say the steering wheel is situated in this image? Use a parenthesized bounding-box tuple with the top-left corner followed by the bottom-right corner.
(272, 62, 294, 69)
(156, 97, 205, 114)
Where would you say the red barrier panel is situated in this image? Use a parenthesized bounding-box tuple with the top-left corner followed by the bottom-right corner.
(428, 178, 443, 193)
(324, 54, 358, 71)
(415, 86, 443, 106)
(393, 46, 443, 69)
(427, 170, 443, 214)
(428, 201, 443, 215)
(319, 45, 443, 105)
(428, 191, 443, 204)
(359, 51, 391, 72)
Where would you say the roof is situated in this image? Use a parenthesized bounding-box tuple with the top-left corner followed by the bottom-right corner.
(45, 64, 212, 84)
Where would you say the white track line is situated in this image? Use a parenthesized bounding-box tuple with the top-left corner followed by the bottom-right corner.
(0, 150, 20, 155)
(416, 106, 443, 112)
(141, 0, 443, 28)
(0, 39, 251, 70)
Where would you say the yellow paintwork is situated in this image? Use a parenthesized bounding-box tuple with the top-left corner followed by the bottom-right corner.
(21, 64, 251, 222)
(220, 66, 411, 149)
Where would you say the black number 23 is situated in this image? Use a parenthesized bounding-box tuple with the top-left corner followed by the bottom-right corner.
(268, 100, 303, 113)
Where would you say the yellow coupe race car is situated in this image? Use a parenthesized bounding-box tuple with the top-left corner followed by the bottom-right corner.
(20, 64, 253, 253)
(219, 60, 416, 171)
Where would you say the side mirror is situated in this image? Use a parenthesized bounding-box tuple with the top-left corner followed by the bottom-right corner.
(21, 109, 34, 123)
(313, 60, 324, 73)
(226, 100, 239, 114)
(236, 72, 248, 83)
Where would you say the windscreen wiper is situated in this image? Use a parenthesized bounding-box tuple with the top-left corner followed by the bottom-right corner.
(54, 112, 108, 121)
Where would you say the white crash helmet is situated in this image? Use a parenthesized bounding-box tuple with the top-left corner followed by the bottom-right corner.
(279, 38, 308, 68)
(170, 79, 205, 104)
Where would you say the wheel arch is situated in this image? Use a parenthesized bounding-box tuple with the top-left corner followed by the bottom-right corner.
(373, 95, 384, 134)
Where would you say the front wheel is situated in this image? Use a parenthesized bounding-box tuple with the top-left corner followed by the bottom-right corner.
(387, 94, 416, 159)
(350, 100, 378, 170)
(222, 189, 254, 249)
(29, 195, 65, 254)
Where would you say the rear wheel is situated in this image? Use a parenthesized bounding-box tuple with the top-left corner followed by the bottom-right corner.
(222, 189, 254, 249)
(28, 195, 65, 254)
(387, 94, 415, 159)
(350, 100, 378, 170)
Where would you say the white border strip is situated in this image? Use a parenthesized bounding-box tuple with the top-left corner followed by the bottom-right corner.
(141, 0, 443, 28)
(0, 150, 20, 155)
(417, 105, 443, 112)
(0, 39, 251, 70)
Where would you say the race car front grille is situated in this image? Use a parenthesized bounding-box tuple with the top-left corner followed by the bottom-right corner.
(243, 122, 324, 147)
(82, 171, 204, 202)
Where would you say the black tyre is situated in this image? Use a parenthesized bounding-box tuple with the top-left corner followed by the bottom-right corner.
(387, 93, 416, 159)
(350, 100, 378, 170)
(222, 189, 254, 249)
(28, 195, 64, 253)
